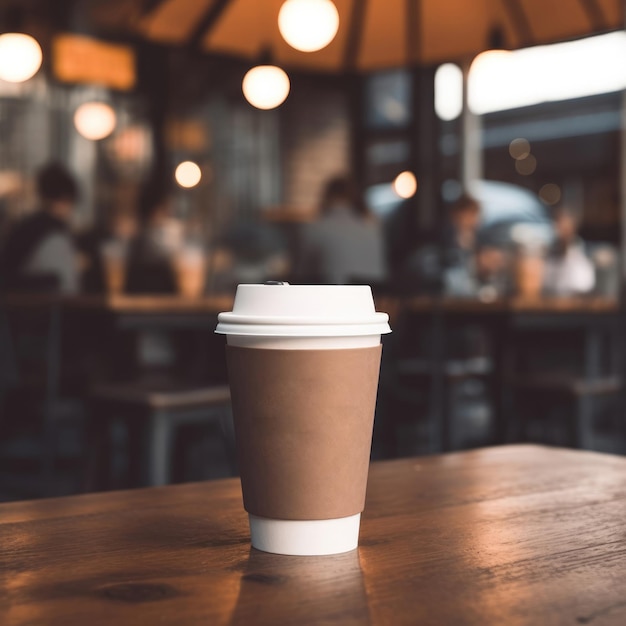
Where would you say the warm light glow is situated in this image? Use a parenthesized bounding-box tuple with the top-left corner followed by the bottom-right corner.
(175, 161, 202, 188)
(0, 33, 42, 83)
(469, 31, 626, 114)
(74, 102, 117, 140)
(509, 138, 530, 160)
(242, 65, 290, 110)
(393, 171, 417, 199)
(539, 183, 561, 205)
(467, 50, 510, 115)
(434, 63, 463, 121)
(515, 154, 537, 175)
(278, 0, 339, 52)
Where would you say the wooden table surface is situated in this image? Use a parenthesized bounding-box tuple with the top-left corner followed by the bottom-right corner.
(3, 293, 619, 316)
(2, 293, 235, 315)
(404, 295, 620, 314)
(2, 445, 625, 625)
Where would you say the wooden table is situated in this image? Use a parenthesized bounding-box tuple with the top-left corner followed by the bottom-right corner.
(3, 293, 234, 312)
(2, 294, 235, 329)
(2, 445, 625, 625)
(404, 295, 620, 314)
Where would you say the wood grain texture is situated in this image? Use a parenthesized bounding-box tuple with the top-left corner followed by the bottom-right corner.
(1, 445, 625, 625)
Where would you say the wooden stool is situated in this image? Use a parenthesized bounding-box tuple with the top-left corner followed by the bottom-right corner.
(88, 383, 233, 488)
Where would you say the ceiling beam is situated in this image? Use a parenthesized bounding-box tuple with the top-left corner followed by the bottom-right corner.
(344, 0, 368, 72)
(189, 0, 233, 50)
(500, 0, 534, 48)
(140, 0, 170, 18)
(405, 0, 421, 66)
(577, 0, 608, 32)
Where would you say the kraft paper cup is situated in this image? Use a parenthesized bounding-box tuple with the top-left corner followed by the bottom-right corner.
(100, 241, 127, 295)
(516, 254, 545, 298)
(174, 247, 206, 299)
(216, 283, 391, 556)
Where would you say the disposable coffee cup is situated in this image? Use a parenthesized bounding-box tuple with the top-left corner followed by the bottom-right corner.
(174, 246, 206, 299)
(216, 283, 391, 555)
(100, 240, 127, 295)
(516, 253, 544, 298)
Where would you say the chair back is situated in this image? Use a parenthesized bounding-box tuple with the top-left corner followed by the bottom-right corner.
(0, 300, 62, 417)
(0, 306, 18, 400)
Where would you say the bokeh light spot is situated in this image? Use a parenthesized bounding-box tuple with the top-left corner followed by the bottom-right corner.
(509, 138, 530, 160)
(393, 171, 418, 199)
(175, 161, 202, 188)
(539, 183, 561, 205)
(515, 154, 537, 175)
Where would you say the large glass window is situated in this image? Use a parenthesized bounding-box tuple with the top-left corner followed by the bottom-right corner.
(469, 31, 626, 115)
(434, 63, 463, 121)
(364, 69, 411, 129)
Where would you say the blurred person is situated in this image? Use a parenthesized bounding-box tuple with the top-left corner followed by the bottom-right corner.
(215, 220, 289, 290)
(441, 194, 481, 296)
(543, 205, 595, 296)
(440, 194, 501, 364)
(447, 194, 481, 253)
(590, 244, 620, 298)
(125, 182, 181, 294)
(475, 244, 509, 300)
(296, 176, 386, 285)
(77, 210, 138, 293)
(0, 162, 79, 293)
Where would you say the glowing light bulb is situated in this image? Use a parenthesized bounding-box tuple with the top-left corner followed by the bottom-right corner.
(0, 33, 42, 83)
(74, 102, 117, 140)
(393, 171, 418, 199)
(175, 161, 202, 188)
(278, 0, 339, 52)
(468, 49, 512, 114)
(242, 65, 290, 110)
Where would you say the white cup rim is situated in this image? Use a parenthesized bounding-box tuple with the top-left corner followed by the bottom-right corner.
(217, 311, 389, 325)
(216, 321, 390, 337)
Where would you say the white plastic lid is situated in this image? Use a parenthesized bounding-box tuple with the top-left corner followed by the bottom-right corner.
(215, 283, 391, 337)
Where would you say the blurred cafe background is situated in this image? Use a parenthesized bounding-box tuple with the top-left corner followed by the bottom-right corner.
(1, 0, 625, 500)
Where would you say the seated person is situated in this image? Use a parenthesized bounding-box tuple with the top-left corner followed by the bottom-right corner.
(475, 244, 509, 300)
(0, 162, 79, 293)
(215, 220, 289, 290)
(77, 210, 138, 293)
(126, 184, 180, 294)
(296, 176, 387, 285)
(441, 194, 481, 297)
(544, 205, 595, 296)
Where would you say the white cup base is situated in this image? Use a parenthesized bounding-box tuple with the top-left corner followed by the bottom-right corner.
(248, 513, 361, 556)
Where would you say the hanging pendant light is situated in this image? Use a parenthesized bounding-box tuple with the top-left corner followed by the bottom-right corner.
(278, 0, 339, 52)
(468, 26, 512, 114)
(469, 26, 511, 77)
(74, 101, 117, 140)
(175, 161, 202, 188)
(0, 33, 42, 83)
(242, 55, 290, 110)
(0, 6, 42, 83)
